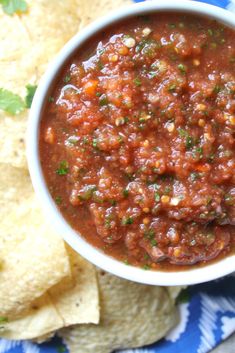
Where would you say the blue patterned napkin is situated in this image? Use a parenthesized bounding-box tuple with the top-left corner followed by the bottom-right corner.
(1, 1, 234, 353)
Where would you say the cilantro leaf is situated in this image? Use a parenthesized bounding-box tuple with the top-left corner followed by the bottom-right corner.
(0, 0, 28, 15)
(25, 84, 37, 108)
(0, 88, 25, 115)
(56, 345, 67, 353)
(0, 317, 8, 328)
(176, 288, 190, 304)
(0, 317, 8, 324)
(56, 161, 69, 176)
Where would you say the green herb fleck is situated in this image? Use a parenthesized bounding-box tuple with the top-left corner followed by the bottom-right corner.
(0, 88, 25, 115)
(55, 196, 62, 205)
(109, 199, 117, 206)
(213, 85, 221, 94)
(168, 84, 176, 92)
(190, 172, 200, 181)
(178, 63, 186, 74)
(155, 192, 160, 202)
(0, 317, 8, 324)
(96, 92, 102, 97)
(63, 75, 71, 83)
(123, 189, 129, 198)
(48, 96, 54, 103)
(194, 147, 203, 159)
(144, 228, 155, 240)
(176, 288, 190, 304)
(56, 345, 67, 353)
(0, 0, 27, 15)
(56, 161, 69, 176)
(133, 77, 142, 86)
(164, 186, 171, 194)
(97, 60, 104, 70)
(143, 264, 150, 270)
(178, 128, 188, 137)
(82, 136, 89, 145)
(123, 259, 129, 265)
(208, 29, 213, 36)
(122, 216, 134, 225)
(78, 185, 97, 201)
(92, 138, 98, 149)
(150, 239, 157, 247)
(186, 136, 194, 150)
(99, 95, 109, 106)
(25, 84, 37, 108)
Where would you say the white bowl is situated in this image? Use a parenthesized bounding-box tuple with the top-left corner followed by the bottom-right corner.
(27, 0, 235, 286)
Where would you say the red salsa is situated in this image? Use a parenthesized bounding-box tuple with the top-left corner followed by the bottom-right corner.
(40, 13, 235, 270)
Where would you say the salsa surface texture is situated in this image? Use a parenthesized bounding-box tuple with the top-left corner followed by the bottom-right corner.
(40, 13, 235, 270)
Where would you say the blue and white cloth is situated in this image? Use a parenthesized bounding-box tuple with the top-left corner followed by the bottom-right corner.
(1, 1, 235, 353)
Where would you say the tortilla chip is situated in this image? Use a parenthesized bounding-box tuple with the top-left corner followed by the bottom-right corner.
(0, 164, 70, 318)
(0, 294, 64, 340)
(48, 247, 99, 326)
(0, 249, 99, 340)
(60, 270, 178, 353)
(167, 286, 187, 301)
(0, 0, 131, 169)
(0, 0, 80, 169)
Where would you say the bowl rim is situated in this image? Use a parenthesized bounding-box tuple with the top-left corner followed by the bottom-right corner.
(27, 0, 235, 286)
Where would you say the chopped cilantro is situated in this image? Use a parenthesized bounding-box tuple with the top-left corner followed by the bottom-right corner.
(0, 0, 27, 15)
(123, 259, 129, 265)
(123, 189, 129, 198)
(0, 317, 8, 324)
(48, 96, 54, 103)
(0, 88, 25, 115)
(99, 95, 109, 106)
(208, 29, 213, 36)
(55, 196, 62, 205)
(178, 63, 186, 74)
(104, 218, 111, 229)
(190, 172, 200, 181)
(194, 147, 203, 159)
(150, 239, 157, 247)
(56, 345, 67, 353)
(78, 185, 97, 201)
(155, 192, 160, 202)
(109, 199, 117, 206)
(56, 161, 69, 175)
(186, 135, 194, 150)
(176, 288, 190, 304)
(178, 128, 188, 137)
(82, 136, 89, 145)
(144, 228, 155, 240)
(96, 92, 102, 97)
(164, 186, 171, 194)
(143, 264, 150, 270)
(213, 85, 221, 94)
(25, 84, 37, 108)
(133, 77, 142, 86)
(97, 60, 104, 70)
(122, 216, 134, 225)
(63, 75, 71, 83)
(168, 84, 176, 92)
(92, 138, 98, 149)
